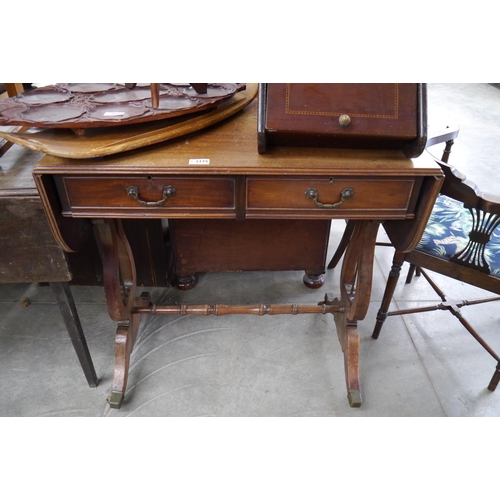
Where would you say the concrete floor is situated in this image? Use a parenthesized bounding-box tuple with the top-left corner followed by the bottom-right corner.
(1, 83, 500, 417)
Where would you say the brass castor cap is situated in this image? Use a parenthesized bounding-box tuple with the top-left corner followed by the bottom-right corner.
(108, 391, 124, 409)
(348, 390, 362, 407)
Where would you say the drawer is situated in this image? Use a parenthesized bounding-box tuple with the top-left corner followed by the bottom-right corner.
(266, 83, 417, 139)
(260, 84, 424, 156)
(57, 175, 236, 217)
(246, 176, 419, 219)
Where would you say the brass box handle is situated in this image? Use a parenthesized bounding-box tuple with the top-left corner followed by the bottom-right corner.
(126, 185, 177, 207)
(305, 187, 354, 209)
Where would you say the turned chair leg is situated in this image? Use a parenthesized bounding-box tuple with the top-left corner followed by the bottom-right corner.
(405, 264, 417, 284)
(487, 361, 500, 391)
(372, 251, 406, 339)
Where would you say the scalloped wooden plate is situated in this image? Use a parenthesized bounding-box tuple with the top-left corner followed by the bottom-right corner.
(0, 83, 257, 159)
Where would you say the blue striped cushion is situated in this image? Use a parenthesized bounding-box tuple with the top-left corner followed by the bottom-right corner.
(416, 194, 500, 277)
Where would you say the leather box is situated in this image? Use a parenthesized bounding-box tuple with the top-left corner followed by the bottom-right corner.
(258, 83, 426, 157)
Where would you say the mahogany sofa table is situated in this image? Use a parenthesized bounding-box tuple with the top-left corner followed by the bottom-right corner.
(33, 100, 443, 409)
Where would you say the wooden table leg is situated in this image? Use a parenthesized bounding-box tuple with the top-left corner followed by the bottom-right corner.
(49, 281, 99, 387)
(108, 313, 144, 408)
(333, 220, 380, 407)
(92, 218, 149, 409)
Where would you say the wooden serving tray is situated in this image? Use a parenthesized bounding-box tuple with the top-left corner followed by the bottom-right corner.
(0, 84, 257, 159)
(0, 83, 244, 130)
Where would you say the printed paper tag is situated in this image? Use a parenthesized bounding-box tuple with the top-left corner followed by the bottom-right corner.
(103, 111, 126, 117)
(189, 158, 210, 165)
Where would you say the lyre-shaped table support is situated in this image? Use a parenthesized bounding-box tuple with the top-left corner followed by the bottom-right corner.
(92, 218, 148, 408)
(333, 220, 380, 406)
(93, 218, 380, 409)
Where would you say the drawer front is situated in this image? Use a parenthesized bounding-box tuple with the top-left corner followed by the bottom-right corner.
(58, 176, 236, 217)
(266, 83, 418, 140)
(263, 84, 421, 153)
(246, 177, 417, 219)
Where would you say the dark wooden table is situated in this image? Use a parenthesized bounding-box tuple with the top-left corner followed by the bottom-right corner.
(34, 100, 444, 408)
(0, 146, 98, 387)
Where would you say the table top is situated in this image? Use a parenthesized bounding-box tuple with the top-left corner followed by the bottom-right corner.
(36, 100, 441, 178)
(0, 145, 44, 196)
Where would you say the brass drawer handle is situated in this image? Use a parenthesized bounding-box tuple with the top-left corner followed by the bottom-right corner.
(305, 187, 354, 209)
(126, 185, 177, 206)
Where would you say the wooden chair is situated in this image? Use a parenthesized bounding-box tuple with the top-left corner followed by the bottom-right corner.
(329, 127, 500, 391)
